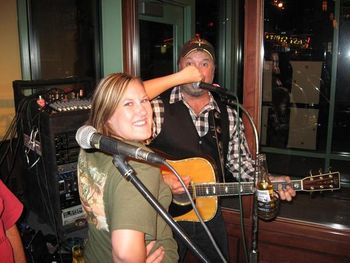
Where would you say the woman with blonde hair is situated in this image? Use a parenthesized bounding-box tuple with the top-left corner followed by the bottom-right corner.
(77, 72, 178, 263)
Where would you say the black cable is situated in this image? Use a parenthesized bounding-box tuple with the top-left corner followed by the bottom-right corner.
(222, 94, 250, 263)
(0, 96, 35, 183)
(223, 96, 261, 263)
(235, 101, 249, 263)
(36, 111, 63, 262)
(14, 92, 63, 258)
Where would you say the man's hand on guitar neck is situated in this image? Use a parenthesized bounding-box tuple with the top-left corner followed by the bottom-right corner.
(161, 171, 191, 194)
(269, 175, 296, 201)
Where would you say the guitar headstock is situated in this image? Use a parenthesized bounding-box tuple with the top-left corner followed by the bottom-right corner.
(302, 171, 341, 191)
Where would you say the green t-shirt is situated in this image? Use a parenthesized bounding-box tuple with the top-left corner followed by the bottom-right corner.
(77, 143, 178, 262)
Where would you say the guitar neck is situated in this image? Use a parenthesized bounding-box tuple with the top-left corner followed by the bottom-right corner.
(272, 180, 302, 191)
(192, 180, 303, 198)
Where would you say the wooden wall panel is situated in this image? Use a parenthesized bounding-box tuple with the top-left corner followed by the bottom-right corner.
(122, 0, 139, 75)
(243, 0, 264, 156)
(222, 209, 350, 263)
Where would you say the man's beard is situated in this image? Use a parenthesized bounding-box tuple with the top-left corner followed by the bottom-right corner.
(181, 83, 207, 97)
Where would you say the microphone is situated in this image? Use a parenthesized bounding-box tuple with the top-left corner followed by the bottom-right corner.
(192, 81, 236, 99)
(75, 125, 166, 165)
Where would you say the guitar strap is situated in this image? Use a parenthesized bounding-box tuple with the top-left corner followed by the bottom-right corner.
(210, 109, 226, 183)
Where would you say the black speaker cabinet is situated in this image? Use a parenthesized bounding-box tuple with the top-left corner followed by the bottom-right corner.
(13, 78, 92, 239)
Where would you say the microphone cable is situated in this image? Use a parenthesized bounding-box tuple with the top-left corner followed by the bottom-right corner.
(218, 92, 250, 263)
(221, 95, 260, 263)
(194, 82, 251, 262)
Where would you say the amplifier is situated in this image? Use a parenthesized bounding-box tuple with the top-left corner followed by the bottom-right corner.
(23, 109, 89, 238)
(13, 78, 92, 239)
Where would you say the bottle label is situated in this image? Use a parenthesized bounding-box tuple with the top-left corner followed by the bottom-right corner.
(256, 189, 271, 202)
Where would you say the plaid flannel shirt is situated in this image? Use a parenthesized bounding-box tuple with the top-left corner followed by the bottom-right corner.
(151, 87, 255, 181)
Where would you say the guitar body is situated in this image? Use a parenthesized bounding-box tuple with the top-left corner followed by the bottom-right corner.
(164, 157, 218, 222)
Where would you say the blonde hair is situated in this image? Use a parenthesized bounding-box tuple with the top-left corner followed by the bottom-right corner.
(88, 73, 141, 136)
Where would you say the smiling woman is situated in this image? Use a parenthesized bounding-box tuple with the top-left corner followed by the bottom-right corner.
(77, 72, 178, 263)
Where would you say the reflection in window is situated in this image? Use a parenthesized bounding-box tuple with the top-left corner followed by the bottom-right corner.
(262, 0, 350, 184)
(262, 0, 334, 153)
(262, 0, 350, 226)
(262, 0, 338, 181)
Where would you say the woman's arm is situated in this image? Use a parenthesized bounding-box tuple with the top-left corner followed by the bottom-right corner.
(144, 65, 203, 99)
(112, 229, 164, 263)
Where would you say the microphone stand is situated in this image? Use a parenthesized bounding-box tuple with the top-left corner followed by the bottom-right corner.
(207, 88, 260, 263)
(112, 155, 209, 263)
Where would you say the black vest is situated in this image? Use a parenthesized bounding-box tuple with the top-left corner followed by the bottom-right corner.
(150, 91, 229, 181)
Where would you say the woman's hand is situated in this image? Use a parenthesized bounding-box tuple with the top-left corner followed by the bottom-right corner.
(177, 65, 204, 84)
(146, 241, 165, 263)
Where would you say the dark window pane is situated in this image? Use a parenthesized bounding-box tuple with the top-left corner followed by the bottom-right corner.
(262, 0, 350, 226)
(266, 153, 325, 178)
(331, 159, 350, 188)
(139, 21, 173, 80)
(262, 0, 334, 153)
(332, 2, 350, 152)
(30, 0, 100, 80)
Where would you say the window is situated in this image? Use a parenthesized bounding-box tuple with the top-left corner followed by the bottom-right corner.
(262, 0, 350, 226)
(21, 0, 101, 81)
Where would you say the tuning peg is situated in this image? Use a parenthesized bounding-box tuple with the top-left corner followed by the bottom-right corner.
(308, 170, 315, 181)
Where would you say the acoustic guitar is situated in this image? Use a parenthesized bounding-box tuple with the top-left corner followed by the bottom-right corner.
(162, 157, 341, 222)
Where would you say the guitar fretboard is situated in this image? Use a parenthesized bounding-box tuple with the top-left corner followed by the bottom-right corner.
(192, 182, 254, 197)
(272, 180, 302, 191)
